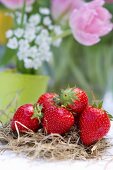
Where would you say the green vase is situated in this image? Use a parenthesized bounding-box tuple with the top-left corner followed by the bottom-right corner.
(0, 72, 49, 123)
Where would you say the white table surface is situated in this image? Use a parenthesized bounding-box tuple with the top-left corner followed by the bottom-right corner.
(0, 122, 113, 170)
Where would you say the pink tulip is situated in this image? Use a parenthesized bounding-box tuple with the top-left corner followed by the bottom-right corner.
(0, 0, 35, 9)
(51, 0, 85, 20)
(70, 0, 113, 46)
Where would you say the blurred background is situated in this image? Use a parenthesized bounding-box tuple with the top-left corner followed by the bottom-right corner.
(0, 0, 113, 113)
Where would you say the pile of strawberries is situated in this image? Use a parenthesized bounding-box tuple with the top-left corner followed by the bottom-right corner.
(11, 87, 111, 146)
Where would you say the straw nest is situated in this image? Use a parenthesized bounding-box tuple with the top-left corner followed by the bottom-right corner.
(0, 123, 111, 160)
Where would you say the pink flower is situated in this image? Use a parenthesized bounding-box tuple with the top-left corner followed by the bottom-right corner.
(51, 0, 85, 20)
(70, 0, 113, 46)
(0, 0, 35, 9)
(105, 0, 113, 3)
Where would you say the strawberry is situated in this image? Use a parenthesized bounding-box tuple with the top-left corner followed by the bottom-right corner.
(59, 87, 88, 114)
(42, 105, 74, 134)
(79, 105, 111, 146)
(11, 104, 43, 133)
(37, 93, 58, 111)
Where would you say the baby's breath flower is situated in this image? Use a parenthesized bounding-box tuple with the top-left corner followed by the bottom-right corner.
(17, 50, 28, 60)
(32, 58, 42, 69)
(19, 39, 30, 49)
(29, 14, 41, 26)
(54, 26, 63, 35)
(6, 30, 13, 38)
(39, 8, 50, 15)
(48, 25, 54, 30)
(26, 5, 33, 13)
(7, 37, 18, 49)
(36, 26, 42, 33)
(43, 16, 52, 26)
(24, 28, 36, 42)
(28, 46, 38, 59)
(14, 28, 24, 38)
(16, 12, 27, 25)
(35, 29, 52, 46)
(24, 58, 33, 69)
(53, 39, 62, 47)
(6, 10, 64, 70)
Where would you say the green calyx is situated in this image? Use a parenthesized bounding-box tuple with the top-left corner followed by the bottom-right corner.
(92, 100, 113, 120)
(59, 88, 78, 106)
(92, 100, 103, 109)
(53, 96, 61, 106)
(107, 113, 113, 121)
(32, 103, 43, 120)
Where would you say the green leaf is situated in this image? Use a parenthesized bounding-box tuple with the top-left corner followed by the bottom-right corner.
(98, 101, 103, 109)
(108, 114, 113, 121)
(92, 100, 103, 109)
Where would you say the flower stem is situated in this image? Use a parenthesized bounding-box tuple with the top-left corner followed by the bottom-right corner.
(20, 0, 26, 27)
(52, 30, 72, 41)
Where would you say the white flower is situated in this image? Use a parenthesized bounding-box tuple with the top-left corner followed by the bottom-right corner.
(26, 5, 33, 13)
(6, 30, 13, 38)
(17, 39, 30, 60)
(35, 36, 41, 45)
(41, 29, 49, 36)
(29, 14, 41, 26)
(35, 29, 52, 46)
(36, 26, 42, 33)
(32, 58, 42, 69)
(24, 58, 33, 69)
(7, 37, 18, 49)
(16, 12, 27, 25)
(43, 16, 52, 26)
(19, 39, 30, 49)
(24, 28, 36, 42)
(52, 39, 62, 47)
(14, 28, 24, 38)
(38, 44, 52, 62)
(48, 25, 54, 30)
(17, 50, 28, 60)
(39, 8, 50, 15)
(39, 42, 51, 51)
(6, 10, 63, 70)
(24, 57, 42, 70)
(28, 46, 38, 59)
(54, 26, 63, 35)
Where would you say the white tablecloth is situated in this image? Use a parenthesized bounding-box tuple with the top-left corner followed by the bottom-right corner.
(0, 122, 113, 170)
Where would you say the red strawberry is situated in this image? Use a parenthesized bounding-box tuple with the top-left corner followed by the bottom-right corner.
(59, 87, 88, 114)
(42, 106, 74, 134)
(79, 105, 111, 146)
(37, 93, 58, 111)
(11, 104, 42, 133)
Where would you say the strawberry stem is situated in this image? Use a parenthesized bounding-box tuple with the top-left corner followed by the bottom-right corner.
(92, 100, 103, 109)
(53, 96, 61, 106)
(32, 103, 43, 119)
(59, 88, 78, 106)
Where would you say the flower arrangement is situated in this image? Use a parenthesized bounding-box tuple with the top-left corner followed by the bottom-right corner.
(0, 0, 113, 101)
(0, 0, 113, 74)
(6, 7, 63, 71)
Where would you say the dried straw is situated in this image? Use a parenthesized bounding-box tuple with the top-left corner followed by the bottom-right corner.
(0, 124, 111, 160)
